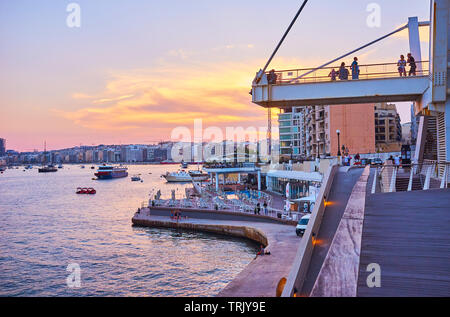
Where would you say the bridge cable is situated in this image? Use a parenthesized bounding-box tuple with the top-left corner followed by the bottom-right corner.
(290, 23, 414, 82)
(256, 0, 309, 84)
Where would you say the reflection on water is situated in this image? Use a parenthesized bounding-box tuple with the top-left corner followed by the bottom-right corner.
(0, 165, 258, 296)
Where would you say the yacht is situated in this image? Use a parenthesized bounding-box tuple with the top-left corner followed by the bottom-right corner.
(38, 164, 57, 173)
(162, 170, 192, 182)
(38, 141, 58, 173)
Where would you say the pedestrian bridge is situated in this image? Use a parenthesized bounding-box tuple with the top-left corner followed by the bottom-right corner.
(252, 62, 430, 107)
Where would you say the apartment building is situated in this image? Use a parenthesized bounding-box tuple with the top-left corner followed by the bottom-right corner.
(374, 103, 402, 152)
(278, 107, 307, 159)
(278, 104, 376, 159)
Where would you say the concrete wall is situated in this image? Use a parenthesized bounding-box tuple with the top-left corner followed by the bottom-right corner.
(281, 164, 339, 297)
(133, 218, 268, 247)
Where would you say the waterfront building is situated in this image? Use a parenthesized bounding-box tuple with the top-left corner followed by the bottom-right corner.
(374, 103, 402, 152)
(0, 138, 5, 157)
(278, 104, 376, 159)
(278, 107, 306, 159)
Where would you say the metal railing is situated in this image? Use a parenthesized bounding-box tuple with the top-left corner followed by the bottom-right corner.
(375, 160, 449, 193)
(265, 61, 429, 85)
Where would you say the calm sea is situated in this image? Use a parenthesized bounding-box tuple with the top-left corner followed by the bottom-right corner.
(0, 164, 258, 296)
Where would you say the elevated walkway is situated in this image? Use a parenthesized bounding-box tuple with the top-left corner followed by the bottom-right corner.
(253, 75, 429, 108)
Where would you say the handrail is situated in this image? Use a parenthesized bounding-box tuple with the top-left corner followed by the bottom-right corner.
(262, 61, 429, 85)
(267, 60, 429, 74)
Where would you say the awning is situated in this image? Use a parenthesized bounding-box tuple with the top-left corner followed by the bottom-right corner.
(266, 170, 323, 182)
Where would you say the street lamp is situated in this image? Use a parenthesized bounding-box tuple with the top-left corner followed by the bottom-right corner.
(336, 129, 341, 157)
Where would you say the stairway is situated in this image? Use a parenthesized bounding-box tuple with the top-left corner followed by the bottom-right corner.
(395, 175, 424, 191)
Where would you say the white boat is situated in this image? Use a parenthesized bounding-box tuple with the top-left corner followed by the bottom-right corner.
(188, 170, 210, 181)
(162, 170, 192, 182)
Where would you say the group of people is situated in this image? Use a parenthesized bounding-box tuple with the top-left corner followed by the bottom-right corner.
(328, 57, 360, 81)
(328, 53, 418, 81)
(254, 201, 269, 215)
(397, 53, 417, 77)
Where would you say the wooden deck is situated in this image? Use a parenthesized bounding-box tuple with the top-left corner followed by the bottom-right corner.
(357, 189, 450, 297)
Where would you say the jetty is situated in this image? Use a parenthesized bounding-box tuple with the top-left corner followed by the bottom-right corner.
(132, 207, 300, 297)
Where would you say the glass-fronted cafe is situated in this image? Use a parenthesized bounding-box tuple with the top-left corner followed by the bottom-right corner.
(265, 170, 322, 200)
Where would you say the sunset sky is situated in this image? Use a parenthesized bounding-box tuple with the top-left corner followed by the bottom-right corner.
(0, 0, 430, 151)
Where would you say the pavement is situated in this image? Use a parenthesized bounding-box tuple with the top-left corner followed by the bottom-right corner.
(300, 167, 364, 295)
(132, 209, 301, 297)
(357, 188, 450, 297)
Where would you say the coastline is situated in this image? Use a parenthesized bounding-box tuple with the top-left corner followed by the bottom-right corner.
(132, 208, 301, 297)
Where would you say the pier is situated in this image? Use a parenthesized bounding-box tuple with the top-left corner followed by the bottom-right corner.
(132, 207, 300, 297)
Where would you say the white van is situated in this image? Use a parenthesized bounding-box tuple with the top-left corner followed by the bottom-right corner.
(296, 214, 310, 236)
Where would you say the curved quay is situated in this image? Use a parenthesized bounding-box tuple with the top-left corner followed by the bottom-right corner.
(132, 207, 301, 297)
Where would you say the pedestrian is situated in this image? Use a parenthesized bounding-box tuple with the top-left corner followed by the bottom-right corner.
(257, 202, 261, 215)
(328, 68, 337, 81)
(351, 57, 360, 80)
(407, 53, 416, 76)
(337, 62, 349, 80)
(263, 201, 268, 215)
(267, 69, 277, 84)
(397, 55, 407, 76)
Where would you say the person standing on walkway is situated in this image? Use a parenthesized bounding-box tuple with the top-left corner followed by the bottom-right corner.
(351, 57, 360, 80)
(407, 53, 417, 76)
(263, 201, 268, 215)
(397, 55, 407, 76)
(328, 68, 337, 81)
(337, 62, 349, 80)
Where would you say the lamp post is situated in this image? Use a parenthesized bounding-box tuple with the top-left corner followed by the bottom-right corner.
(336, 129, 341, 157)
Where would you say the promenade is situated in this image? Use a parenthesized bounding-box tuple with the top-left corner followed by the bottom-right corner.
(132, 208, 300, 297)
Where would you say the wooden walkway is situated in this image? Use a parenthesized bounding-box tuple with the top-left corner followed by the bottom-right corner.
(357, 189, 450, 297)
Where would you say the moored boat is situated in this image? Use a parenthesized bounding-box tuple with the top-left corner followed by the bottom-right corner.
(162, 170, 192, 182)
(38, 165, 58, 173)
(188, 170, 209, 181)
(131, 174, 141, 181)
(94, 165, 128, 179)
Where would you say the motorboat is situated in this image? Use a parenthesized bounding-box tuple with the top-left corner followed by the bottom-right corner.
(94, 164, 128, 179)
(131, 174, 142, 181)
(162, 170, 192, 182)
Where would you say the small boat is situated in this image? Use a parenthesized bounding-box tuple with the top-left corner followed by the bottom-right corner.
(0, 166, 6, 172)
(25, 165, 33, 170)
(80, 165, 85, 169)
(58, 164, 63, 169)
(38, 165, 58, 173)
(131, 174, 141, 181)
(181, 161, 188, 169)
(90, 166, 95, 169)
(76, 187, 96, 195)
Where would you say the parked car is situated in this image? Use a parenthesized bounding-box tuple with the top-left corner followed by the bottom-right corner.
(370, 158, 383, 166)
(296, 214, 310, 236)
